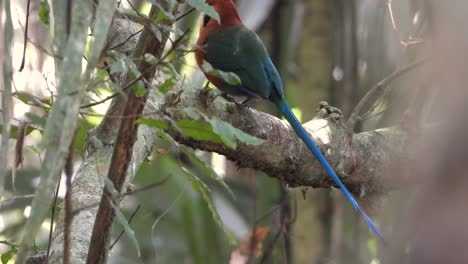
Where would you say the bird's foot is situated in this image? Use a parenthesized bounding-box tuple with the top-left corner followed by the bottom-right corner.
(317, 101, 343, 122)
(216, 92, 250, 108)
(216, 91, 235, 102)
(238, 97, 252, 106)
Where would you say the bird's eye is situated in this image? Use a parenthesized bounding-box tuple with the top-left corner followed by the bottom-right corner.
(205, 0, 213, 5)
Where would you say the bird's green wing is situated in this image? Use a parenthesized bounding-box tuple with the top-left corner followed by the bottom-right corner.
(203, 25, 273, 98)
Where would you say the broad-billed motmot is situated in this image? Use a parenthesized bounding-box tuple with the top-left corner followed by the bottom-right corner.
(195, 0, 383, 239)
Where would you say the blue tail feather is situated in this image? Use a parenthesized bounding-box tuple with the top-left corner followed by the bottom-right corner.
(274, 98, 384, 240)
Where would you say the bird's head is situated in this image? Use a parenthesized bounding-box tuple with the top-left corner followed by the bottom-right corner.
(204, 0, 241, 26)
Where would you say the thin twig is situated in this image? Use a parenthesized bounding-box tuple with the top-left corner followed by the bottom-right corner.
(80, 73, 147, 109)
(18, 0, 31, 71)
(71, 176, 170, 217)
(259, 196, 296, 263)
(46, 181, 62, 263)
(0, 194, 34, 210)
(347, 58, 427, 129)
(159, 29, 190, 62)
(126, 0, 146, 19)
(80, 30, 189, 110)
(108, 29, 143, 51)
(175, 7, 195, 22)
(254, 204, 282, 225)
(109, 204, 141, 250)
(259, 221, 284, 264)
(17, 16, 57, 58)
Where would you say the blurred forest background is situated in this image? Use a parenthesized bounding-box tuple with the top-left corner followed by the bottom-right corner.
(1, 0, 465, 263)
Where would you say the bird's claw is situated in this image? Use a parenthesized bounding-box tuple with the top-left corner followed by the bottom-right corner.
(217, 92, 250, 107)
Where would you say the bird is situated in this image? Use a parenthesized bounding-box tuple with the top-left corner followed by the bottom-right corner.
(195, 0, 383, 240)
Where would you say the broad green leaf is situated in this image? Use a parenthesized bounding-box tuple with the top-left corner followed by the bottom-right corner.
(187, 0, 220, 23)
(107, 52, 141, 78)
(1, 248, 16, 264)
(157, 79, 176, 94)
(209, 118, 265, 148)
(38, 1, 50, 27)
(132, 82, 146, 97)
(26, 145, 41, 156)
(182, 107, 205, 120)
(181, 168, 236, 245)
(176, 116, 264, 149)
(149, 24, 163, 42)
(13, 91, 51, 108)
(109, 59, 126, 75)
(151, 132, 236, 244)
(0, 241, 18, 264)
(154, 129, 234, 198)
(201, 61, 241, 86)
(154, 7, 174, 22)
(175, 120, 224, 145)
(161, 62, 180, 79)
(147, 0, 175, 22)
(180, 146, 234, 198)
(25, 113, 46, 128)
(124, 59, 141, 79)
(138, 118, 169, 130)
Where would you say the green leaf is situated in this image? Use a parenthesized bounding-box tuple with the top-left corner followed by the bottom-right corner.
(25, 112, 46, 129)
(108, 52, 141, 78)
(209, 118, 265, 148)
(175, 120, 224, 145)
(182, 107, 205, 120)
(0, 123, 36, 139)
(0, 241, 18, 264)
(109, 59, 126, 75)
(38, 1, 50, 27)
(154, 8, 174, 22)
(187, 0, 220, 23)
(176, 113, 264, 149)
(180, 147, 234, 198)
(13, 91, 51, 108)
(132, 82, 146, 97)
(147, 0, 175, 22)
(149, 24, 162, 42)
(138, 118, 169, 130)
(1, 248, 16, 264)
(161, 62, 180, 79)
(157, 79, 176, 94)
(181, 168, 236, 245)
(26, 145, 41, 158)
(201, 61, 241, 86)
(110, 202, 141, 257)
(144, 53, 158, 65)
